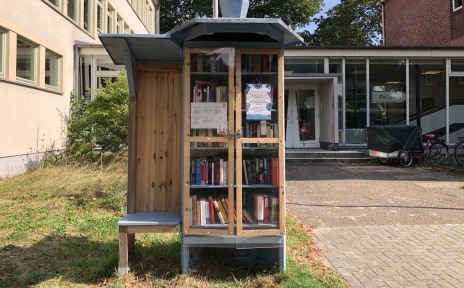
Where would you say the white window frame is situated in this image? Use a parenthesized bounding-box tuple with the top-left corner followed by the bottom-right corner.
(0, 28, 5, 78)
(16, 37, 38, 84)
(116, 15, 123, 33)
(45, 49, 61, 90)
(453, 0, 462, 11)
(48, 0, 62, 11)
(97, 0, 105, 32)
(107, 4, 115, 33)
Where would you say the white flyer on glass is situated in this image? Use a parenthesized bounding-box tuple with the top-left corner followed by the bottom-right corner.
(245, 83, 272, 120)
(191, 102, 227, 132)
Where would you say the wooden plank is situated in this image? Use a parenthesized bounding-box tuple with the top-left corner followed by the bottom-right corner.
(241, 229, 283, 237)
(152, 70, 160, 212)
(277, 49, 286, 234)
(137, 62, 182, 72)
(118, 231, 129, 274)
(128, 96, 137, 214)
(171, 70, 183, 212)
(183, 49, 192, 233)
(125, 225, 180, 234)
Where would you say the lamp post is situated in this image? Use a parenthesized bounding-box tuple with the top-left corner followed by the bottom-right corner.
(219, 0, 249, 18)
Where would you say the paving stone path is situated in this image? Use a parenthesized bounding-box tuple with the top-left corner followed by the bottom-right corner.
(286, 164, 464, 288)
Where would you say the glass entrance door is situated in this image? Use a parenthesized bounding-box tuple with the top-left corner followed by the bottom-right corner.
(285, 85, 319, 148)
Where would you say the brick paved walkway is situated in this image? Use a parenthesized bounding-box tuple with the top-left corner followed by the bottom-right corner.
(286, 163, 464, 288)
(312, 225, 464, 287)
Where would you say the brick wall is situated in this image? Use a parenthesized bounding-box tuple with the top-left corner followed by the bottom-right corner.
(384, 0, 464, 46)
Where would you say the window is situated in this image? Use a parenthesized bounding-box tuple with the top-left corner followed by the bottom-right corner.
(0, 29, 5, 78)
(84, 0, 93, 33)
(16, 37, 37, 83)
(67, 0, 78, 22)
(48, 0, 62, 10)
(124, 23, 130, 34)
(107, 5, 114, 33)
(97, 0, 105, 32)
(116, 16, 123, 33)
(453, 0, 462, 10)
(45, 49, 61, 89)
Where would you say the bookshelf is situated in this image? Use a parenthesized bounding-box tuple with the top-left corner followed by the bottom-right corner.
(183, 48, 285, 238)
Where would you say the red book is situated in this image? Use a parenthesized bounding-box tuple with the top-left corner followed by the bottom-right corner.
(214, 158, 221, 185)
(271, 158, 278, 186)
(208, 196, 215, 224)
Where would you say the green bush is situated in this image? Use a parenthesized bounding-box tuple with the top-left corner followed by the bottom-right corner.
(65, 71, 129, 157)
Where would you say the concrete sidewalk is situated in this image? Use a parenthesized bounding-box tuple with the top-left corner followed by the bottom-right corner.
(286, 163, 464, 288)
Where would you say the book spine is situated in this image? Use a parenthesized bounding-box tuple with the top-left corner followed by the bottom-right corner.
(263, 194, 270, 224)
(208, 196, 215, 224)
(271, 158, 278, 186)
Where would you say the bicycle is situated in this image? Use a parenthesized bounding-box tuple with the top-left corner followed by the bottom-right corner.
(398, 133, 449, 167)
(454, 137, 464, 167)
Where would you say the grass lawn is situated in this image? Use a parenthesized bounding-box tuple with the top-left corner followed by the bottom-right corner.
(0, 157, 347, 287)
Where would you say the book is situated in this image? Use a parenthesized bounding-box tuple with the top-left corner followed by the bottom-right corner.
(213, 199, 225, 224)
(218, 197, 229, 223)
(199, 198, 207, 225)
(270, 196, 279, 224)
(243, 207, 254, 224)
(192, 194, 197, 225)
(200, 158, 208, 185)
(271, 158, 278, 186)
(243, 160, 249, 185)
(208, 196, 215, 224)
(254, 194, 264, 224)
(261, 54, 270, 72)
(263, 194, 270, 224)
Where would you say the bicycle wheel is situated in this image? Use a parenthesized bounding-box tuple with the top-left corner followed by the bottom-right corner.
(377, 157, 390, 164)
(398, 149, 413, 167)
(454, 140, 464, 167)
(428, 142, 449, 161)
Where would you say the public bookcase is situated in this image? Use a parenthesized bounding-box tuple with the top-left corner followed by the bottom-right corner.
(100, 18, 302, 274)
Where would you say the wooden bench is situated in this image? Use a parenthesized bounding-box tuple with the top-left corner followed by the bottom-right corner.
(118, 212, 182, 274)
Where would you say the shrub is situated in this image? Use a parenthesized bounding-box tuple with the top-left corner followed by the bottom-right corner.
(65, 71, 129, 157)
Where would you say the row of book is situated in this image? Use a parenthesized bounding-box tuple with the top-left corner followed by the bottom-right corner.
(191, 158, 229, 186)
(189, 193, 279, 225)
(241, 54, 276, 73)
(191, 53, 228, 73)
(192, 81, 228, 103)
(243, 157, 279, 186)
(242, 120, 278, 147)
(190, 157, 279, 186)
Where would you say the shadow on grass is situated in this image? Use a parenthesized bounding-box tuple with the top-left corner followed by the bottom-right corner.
(0, 234, 276, 287)
(0, 235, 182, 287)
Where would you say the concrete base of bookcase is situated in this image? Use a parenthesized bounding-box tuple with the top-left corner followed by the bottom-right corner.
(181, 235, 286, 273)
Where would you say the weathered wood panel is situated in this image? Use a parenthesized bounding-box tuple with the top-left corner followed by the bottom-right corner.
(132, 63, 182, 212)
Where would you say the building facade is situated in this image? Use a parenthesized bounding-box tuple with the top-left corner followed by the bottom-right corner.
(284, 47, 464, 149)
(0, 0, 158, 178)
(381, 0, 464, 46)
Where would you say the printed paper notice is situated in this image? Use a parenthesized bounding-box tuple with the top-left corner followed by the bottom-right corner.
(191, 102, 227, 132)
(245, 83, 272, 120)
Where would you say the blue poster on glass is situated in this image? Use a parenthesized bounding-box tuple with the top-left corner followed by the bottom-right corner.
(245, 83, 272, 120)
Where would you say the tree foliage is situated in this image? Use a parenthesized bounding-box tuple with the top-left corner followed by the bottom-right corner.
(301, 0, 382, 46)
(160, 0, 324, 33)
(65, 71, 129, 157)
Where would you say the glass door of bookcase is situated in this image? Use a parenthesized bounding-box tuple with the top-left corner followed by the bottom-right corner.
(183, 48, 284, 237)
(236, 49, 284, 237)
(184, 48, 236, 236)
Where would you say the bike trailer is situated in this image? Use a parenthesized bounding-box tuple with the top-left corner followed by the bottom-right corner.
(367, 125, 423, 158)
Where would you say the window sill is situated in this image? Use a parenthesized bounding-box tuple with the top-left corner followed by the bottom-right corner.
(0, 77, 64, 96)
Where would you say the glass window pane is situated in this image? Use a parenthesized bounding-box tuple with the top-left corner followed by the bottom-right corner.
(97, 0, 104, 31)
(345, 59, 367, 144)
(45, 49, 60, 88)
(84, 0, 92, 32)
(451, 60, 464, 72)
(48, 0, 61, 10)
(369, 59, 407, 126)
(67, 0, 78, 22)
(284, 59, 324, 74)
(409, 59, 446, 140)
(107, 6, 114, 33)
(16, 38, 36, 82)
(116, 16, 122, 33)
